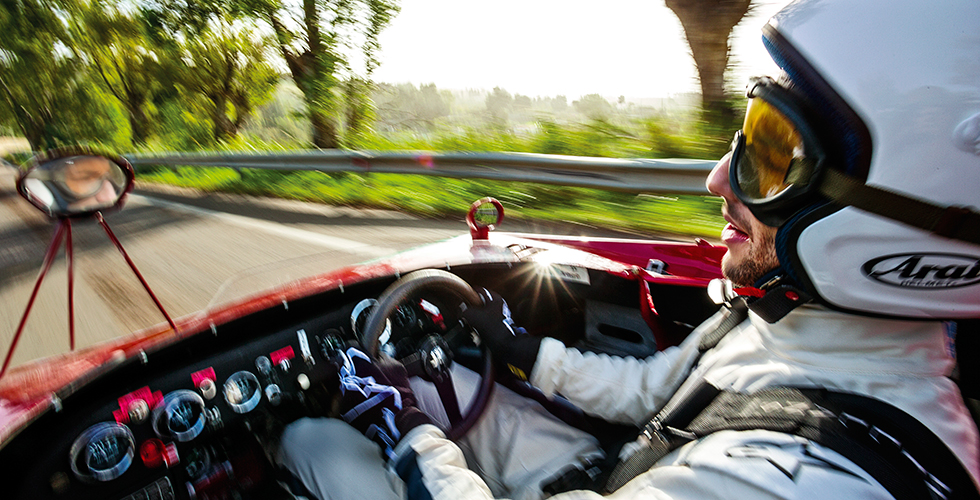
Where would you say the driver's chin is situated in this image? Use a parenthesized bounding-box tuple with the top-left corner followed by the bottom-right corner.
(721, 244, 779, 288)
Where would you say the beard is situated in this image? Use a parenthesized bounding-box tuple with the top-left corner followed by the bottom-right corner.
(721, 225, 780, 287)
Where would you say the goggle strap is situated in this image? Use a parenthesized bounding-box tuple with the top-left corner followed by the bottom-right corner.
(818, 169, 980, 246)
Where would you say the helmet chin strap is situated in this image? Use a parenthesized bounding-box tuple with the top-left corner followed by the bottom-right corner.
(713, 273, 812, 324)
(744, 274, 813, 323)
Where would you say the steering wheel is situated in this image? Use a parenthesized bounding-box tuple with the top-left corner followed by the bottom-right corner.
(361, 269, 495, 440)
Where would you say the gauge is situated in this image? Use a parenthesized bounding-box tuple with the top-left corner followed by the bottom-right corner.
(69, 422, 135, 482)
(184, 447, 212, 481)
(255, 356, 272, 376)
(351, 298, 392, 345)
(153, 390, 207, 442)
(393, 304, 418, 329)
(224, 371, 262, 413)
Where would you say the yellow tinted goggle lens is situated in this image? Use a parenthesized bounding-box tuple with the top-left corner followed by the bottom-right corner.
(736, 97, 807, 200)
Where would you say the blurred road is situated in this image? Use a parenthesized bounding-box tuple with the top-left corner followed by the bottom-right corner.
(0, 165, 468, 370)
(1, 162, 654, 370)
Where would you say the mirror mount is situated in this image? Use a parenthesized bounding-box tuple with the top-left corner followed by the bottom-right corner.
(2, 149, 177, 379)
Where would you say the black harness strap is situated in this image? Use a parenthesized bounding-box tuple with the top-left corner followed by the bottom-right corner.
(818, 168, 980, 245)
(697, 296, 748, 353)
(597, 298, 748, 493)
(543, 298, 748, 497)
(604, 387, 979, 500)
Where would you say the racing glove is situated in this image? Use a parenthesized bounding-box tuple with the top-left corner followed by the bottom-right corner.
(337, 347, 432, 460)
(461, 289, 541, 381)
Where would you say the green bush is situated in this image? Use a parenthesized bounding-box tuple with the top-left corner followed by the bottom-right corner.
(136, 113, 730, 239)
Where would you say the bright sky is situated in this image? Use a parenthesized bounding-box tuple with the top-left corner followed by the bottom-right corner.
(372, 0, 791, 100)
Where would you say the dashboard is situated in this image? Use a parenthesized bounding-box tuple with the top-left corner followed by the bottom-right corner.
(0, 262, 717, 500)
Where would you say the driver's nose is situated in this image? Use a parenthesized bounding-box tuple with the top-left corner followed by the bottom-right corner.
(706, 153, 734, 199)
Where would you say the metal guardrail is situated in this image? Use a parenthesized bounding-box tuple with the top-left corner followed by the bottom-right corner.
(126, 151, 715, 195)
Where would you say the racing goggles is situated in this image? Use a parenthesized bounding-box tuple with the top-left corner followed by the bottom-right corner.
(728, 77, 827, 227)
(728, 77, 980, 245)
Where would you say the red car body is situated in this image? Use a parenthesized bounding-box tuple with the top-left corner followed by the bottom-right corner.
(0, 231, 723, 447)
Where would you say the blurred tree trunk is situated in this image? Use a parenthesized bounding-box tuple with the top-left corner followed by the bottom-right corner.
(250, 0, 398, 149)
(665, 0, 752, 120)
(172, 20, 278, 145)
(70, 5, 160, 146)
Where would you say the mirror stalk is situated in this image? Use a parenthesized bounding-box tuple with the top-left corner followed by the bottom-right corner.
(96, 213, 178, 335)
(2, 221, 69, 378)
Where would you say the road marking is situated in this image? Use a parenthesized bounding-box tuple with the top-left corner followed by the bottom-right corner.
(129, 194, 398, 258)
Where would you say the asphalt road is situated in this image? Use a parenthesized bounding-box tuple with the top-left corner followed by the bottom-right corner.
(0, 165, 471, 370)
(0, 164, 654, 371)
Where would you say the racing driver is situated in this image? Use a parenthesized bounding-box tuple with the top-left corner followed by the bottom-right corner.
(279, 0, 980, 498)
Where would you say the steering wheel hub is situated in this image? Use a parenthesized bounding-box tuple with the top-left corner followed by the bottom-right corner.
(420, 336, 453, 379)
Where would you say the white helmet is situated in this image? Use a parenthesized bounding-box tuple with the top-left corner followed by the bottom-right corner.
(730, 0, 980, 319)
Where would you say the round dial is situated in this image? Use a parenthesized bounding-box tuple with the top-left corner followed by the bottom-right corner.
(69, 422, 135, 482)
(224, 371, 262, 413)
(184, 447, 212, 481)
(153, 390, 207, 442)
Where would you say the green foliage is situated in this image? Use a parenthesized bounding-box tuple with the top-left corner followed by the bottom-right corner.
(341, 77, 376, 146)
(174, 21, 278, 143)
(0, 0, 129, 150)
(150, 100, 214, 151)
(69, 4, 162, 145)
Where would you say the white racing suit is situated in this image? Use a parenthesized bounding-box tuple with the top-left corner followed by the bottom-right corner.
(282, 304, 980, 499)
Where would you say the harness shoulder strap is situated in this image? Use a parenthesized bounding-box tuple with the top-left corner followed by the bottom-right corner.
(605, 387, 979, 500)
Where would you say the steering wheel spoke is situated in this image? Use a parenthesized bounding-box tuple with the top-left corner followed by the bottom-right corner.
(442, 322, 473, 349)
(432, 372, 463, 426)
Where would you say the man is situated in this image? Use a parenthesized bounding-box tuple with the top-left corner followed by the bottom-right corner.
(280, 0, 980, 497)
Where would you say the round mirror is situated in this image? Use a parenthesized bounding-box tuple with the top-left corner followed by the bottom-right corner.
(18, 151, 133, 218)
(466, 197, 504, 240)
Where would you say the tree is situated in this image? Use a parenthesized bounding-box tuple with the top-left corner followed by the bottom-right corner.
(513, 94, 532, 111)
(551, 95, 567, 112)
(342, 76, 374, 144)
(573, 94, 613, 120)
(374, 82, 449, 131)
(0, 0, 126, 150)
(175, 22, 278, 142)
(0, 0, 69, 149)
(239, 0, 399, 148)
(70, 5, 161, 145)
(485, 87, 513, 121)
(664, 0, 752, 119)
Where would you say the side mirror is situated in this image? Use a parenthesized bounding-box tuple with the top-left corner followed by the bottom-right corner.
(17, 149, 134, 219)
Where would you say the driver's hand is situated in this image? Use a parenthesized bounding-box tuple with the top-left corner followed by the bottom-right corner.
(337, 348, 432, 459)
(461, 289, 541, 382)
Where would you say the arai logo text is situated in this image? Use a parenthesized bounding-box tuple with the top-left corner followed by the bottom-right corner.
(862, 253, 980, 289)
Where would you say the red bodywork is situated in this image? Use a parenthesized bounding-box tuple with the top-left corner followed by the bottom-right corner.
(0, 231, 724, 448)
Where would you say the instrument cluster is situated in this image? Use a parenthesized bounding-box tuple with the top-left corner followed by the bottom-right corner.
(61, 326, 338, 500)
(56, 291, 455, 500)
